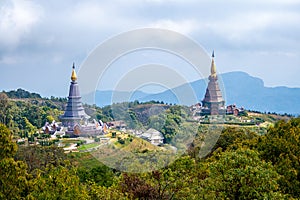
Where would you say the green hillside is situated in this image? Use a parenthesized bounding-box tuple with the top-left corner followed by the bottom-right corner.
(1, 89, 299, 199)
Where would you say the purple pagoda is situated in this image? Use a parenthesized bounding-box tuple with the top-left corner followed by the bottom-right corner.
(60, 64, 101, 136)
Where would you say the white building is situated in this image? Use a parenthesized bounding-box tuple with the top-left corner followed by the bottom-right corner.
(141, 128, 164, 146)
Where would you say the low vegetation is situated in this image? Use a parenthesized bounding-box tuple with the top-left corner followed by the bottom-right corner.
(1, 89, 299, 199)
(1, 117, 299, 199)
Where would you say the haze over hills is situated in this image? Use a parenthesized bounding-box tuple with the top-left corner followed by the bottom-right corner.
(93, 71, 300, 115)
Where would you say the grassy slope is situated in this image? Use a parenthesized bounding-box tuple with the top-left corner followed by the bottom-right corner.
(68, 110, 291, 169)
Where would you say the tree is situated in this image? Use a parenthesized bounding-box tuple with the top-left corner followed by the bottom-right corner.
(0, 93, 10, 125)
(0, 158, 30, 199)
(23, 117, 36, 137)
(0, 123, 17, 159)
(119, 173, 159, 199)
(5, 88, 41, 99)
(119, 156, 202, 199)
(15, 146, 67, 173)
(213, 127, 257, 152)
(0, 124, 30, 199)
(29, 166, 89, 199)
(46, 115, 55, 122)
(161, 114, 181, 143)
(148, 115, 165, 130)
(202, 148, 284, 199)
(255, 118, 300, 197)
(87, 182, 129, 200)
(77, 165, 115, 187)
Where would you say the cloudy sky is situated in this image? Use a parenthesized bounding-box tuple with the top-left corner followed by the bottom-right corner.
(1, 0, 300, 97)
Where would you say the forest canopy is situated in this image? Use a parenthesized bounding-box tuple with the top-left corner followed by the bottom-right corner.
(0, 90, 299, 199)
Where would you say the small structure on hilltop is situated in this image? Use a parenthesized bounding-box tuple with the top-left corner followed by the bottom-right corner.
(201, 51, 226, 115)
(191, 103, 202, 116)
(226, 104, 246, 116)
(140, 128, 164, 146)
(107, 120, 127, 131)
(42, 120, 61, 134)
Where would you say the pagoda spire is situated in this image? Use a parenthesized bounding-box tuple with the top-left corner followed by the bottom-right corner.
(210, 51, 217, 77)
(201, 50, 225, 115)
(71, 63, 77, 82)
(60, 62, 90, 135)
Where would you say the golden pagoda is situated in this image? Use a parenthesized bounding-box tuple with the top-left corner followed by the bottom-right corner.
(201, 51, 226, 115)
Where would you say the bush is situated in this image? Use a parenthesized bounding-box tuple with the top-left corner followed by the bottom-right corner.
(76, 142, 81, 146)
(117, 137, 125, 144)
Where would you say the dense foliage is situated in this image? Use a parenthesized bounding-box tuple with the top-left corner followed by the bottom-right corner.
(0, 92, 63, 136)
(0, 90, 299, 199)
(1, 116, 300, 199)
(3, 88, 42, 99)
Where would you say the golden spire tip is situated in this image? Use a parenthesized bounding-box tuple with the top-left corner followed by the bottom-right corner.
(71, 63, 77, 81)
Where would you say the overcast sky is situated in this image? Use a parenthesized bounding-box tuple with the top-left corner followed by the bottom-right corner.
(1, 0, 300, 97)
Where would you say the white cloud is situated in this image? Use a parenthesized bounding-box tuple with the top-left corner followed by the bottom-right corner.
(67, 1, 107, 28)
(0, 0, 43, 49)
(1, 0, 300, 93)
(0, 55, 19, 64)
(55, 1, 143, 36)
(196, 10, 300, 47)
(144, 0, 196, 3)
(149, 19, 198, 35)
(205, 12, 275, 41)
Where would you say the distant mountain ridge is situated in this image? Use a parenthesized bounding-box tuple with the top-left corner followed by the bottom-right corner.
(92, 71, 300, 115)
